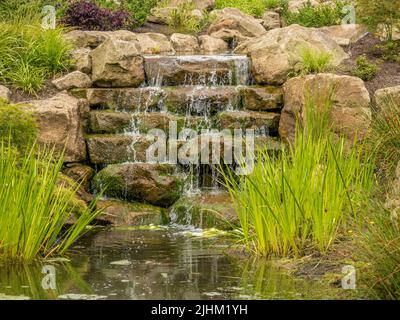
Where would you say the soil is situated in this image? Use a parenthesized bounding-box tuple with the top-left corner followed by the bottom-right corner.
(8, 79, 60, 104)
(337, 34, 400, 97)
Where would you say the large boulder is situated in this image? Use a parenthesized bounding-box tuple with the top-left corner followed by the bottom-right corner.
(375, 85, 400, 109)
(90, 38, 145, 87)
(279, 73, 371, 144)
(93, 163, 184, 207)
(318, 24, 368, 46)
(0, 85, 11, 103)
(52, 71, 92, 91)
(24, 92, 89, 162)
(207, 8, 267, 40)
(235, 24, 349, 85)
(239, 86, 283, 111)
(62, 163, 95, 191)
(170, 33, 200, 53)
(132, 33, 175, 54)
(198, 35, 229, 54)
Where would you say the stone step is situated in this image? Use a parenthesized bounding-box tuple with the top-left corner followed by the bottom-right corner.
(143, 55, 251, 86)
(88, 111, 205, 134)
(72, 85, 283, 115)
(86, 133, 282, 165)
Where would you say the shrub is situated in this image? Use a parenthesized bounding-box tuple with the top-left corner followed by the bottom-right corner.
(0, 101, 37, 151)
(352, 55, 379, 81)
(356, 0, 400, 42)
(62, 0, 133, 31)
(223, 92, 375, 257)
(167, 3, 211, 34)
(283, 1, 348, 28)
(374, 41, 400, 64)
(0, 19, 72, 94)
(215, 0, 269, 17)
(96, 0, 159, 26)
(0, 140, 100, 261)
(296, 47, 333, 75)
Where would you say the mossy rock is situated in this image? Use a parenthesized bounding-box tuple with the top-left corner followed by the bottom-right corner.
(96, 199, 168, 226)
(170, 192, 238, 230)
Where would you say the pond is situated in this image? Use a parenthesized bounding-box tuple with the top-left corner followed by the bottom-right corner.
(0, 227, 357, 300)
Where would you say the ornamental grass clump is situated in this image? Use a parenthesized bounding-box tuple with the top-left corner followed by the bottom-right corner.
(0, 140, 100, 261)
(223, 91, 375, 257)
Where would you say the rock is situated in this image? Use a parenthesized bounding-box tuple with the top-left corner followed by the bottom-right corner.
(62, 164, 95, 190)
(144, 55, 250, 86)
(0, 85, 11, 103)
(375, 85, 400, 109)
(86, 134, 154, 164)
(52, 71, 92, 91)
(318, 24, 368, 46)
(235, 24, 349, 85)
(89, 111, 198, 134)
(198, 35, 228, 54)
(90, 38, 145, 87)
(240, 86, 283, 111)
(170, 192, 237, 229)
(147, 7, 176, 25)
(96, 199, 166, 226)
(209, 29, 250, 46)
(93, 163, 184, 207)
(132, 33, 175, 54)
(89, 111, 132, 134)
(288, 0, 318, 13)
(218, 110, 281, 134)
(64, 30, 110, 49)
(163, 86, 241, 115)
(280, 73, 371, 144)
(207, 8, 267, 39)
(262, 11, 281, 30)
(71, 87, 163, 111)
(24, 92, 89, 162)
(70, 48, 92, 74)
(170, 33, 200, 53)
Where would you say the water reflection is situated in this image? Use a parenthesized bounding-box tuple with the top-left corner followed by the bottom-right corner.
(0, 228, 350, 300)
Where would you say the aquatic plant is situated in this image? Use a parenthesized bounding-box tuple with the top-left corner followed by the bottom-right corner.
(223, 93, 375, 257)
(0, 140, 100, 261)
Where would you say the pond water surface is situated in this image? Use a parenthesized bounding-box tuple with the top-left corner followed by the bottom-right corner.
(0, 227, 356, 300)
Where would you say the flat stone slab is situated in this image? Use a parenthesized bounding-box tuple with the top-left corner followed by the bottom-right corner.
(144, 55, 251, 86)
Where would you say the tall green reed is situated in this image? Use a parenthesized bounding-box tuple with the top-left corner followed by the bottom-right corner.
(223, 92, 375, 257)
(0, 141, 99, 261)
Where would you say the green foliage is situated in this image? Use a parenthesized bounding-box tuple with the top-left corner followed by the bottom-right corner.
(167, 3, 211, 34)
(296, 47, 333, 75)
(283, 1, 348, 28)
(352, 55, 379, 81)
(0, 17, 72, 94)
(215, 0, 269, 17)
(368, 97, 400, 183)
(0, 140, 100, 261)
(223, 92, 375, 257)
(374, 41, 400, 64)
(0, 101, 37, 151)
(356, 0, 400, 41)
(358, 203, 400, 299)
